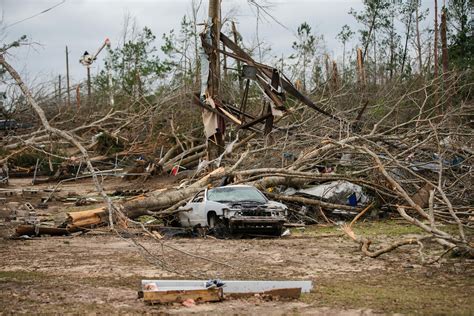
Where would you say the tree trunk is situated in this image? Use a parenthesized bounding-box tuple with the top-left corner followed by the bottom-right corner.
(342, 42, 346, 81)
(434, 0, 439, 78)
(66, 45, 71, 106)
(207, 0, 224, 160)
(389, 16, 395, 79)
(373, 31, 377, 85)
(123, 167, 226, 218)
(415, 1, 423, 74)
(440, 6, 450, 108)
(192, 0, 200, 84)
(209, 0, 221, 97)
(231, 21, 243, 92)
(440, 7, 449, 77)
(357, 48, 366, 86)
(332, 61, 340, 91)
(401, 12, 413, 75)
(363, 12, 378, 62)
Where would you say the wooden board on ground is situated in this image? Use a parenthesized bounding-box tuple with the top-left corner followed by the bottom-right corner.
(143, 288, 223, 304)
(227, 287, 302, 299)
(15, 225, 69, 236)
(66, 207, 106, 229)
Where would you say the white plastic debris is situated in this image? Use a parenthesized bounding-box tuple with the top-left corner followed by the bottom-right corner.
(281, 228, 291, 237)
(294, 180, 369, 206)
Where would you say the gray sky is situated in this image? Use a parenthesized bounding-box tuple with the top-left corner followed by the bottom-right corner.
(2, 0, 433, 85)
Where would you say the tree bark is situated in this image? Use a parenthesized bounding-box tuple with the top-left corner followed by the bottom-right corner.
(123, 167, 226, 218)
(401, 11, 413, 75)
(415, 1, 423, 74)
(440, 6, 450, 107)
(231, 21, 243, 92)
(434, 0, 439, 78)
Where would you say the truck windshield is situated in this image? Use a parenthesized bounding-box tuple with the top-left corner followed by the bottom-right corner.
(207, 187, 267, 203)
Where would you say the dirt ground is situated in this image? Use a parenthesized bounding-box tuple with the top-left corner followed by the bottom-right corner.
(1, 178, 473, 315)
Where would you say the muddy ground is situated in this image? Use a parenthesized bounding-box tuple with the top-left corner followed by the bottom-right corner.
(0, 177, 473, 315)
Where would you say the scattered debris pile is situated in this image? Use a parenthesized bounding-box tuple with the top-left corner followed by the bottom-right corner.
(0, 14, 472, 261)
(139, 279, 313, 305)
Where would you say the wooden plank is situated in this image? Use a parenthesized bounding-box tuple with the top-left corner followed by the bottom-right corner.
(238, 113, 272, 130)
(143, 288, 223, 304)
(263, 287, 302, 299)
(66, 207, 107, 230)
(15, 225, 69, 236)
(227, 287, 302, 299)
(219, 107, 242, 125)
(67, 208, 105, 222)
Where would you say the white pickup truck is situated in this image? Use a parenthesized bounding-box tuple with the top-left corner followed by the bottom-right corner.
(178, 185, 288, 236)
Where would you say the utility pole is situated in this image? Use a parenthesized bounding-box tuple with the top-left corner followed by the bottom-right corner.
(87, 67, 91, 101)
(66, 46, 71, 106)
(80, 38, 110, 106)
(208, 0, 220, 97)
(207, 0, 224, 159)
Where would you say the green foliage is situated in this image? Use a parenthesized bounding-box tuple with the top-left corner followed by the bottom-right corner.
(94, 27, 171, 97)
(292, 22, 317, 58)
(349, 0, 392, 53)
(447, 0, 473, 69)
(161, 15, 198, 84)
(9, 150, 64, 175)
(336, 25, 354, 46)
(94, 133, 124, 155)
(291, 22, 320, 90)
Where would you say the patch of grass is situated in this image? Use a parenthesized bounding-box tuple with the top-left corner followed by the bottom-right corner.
(291, 220, 429, 238)
(80, 275, 143, 290)
(137, 215, 158, 223)
(302, 273, 474, 315)
(46, 302, 140, 314)
(353, 220, 425, 237)
(0, 270, 49, 283)
(290, 225, 340, 237)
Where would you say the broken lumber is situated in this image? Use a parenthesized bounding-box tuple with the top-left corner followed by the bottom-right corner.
(142, 288, 223, 304)
(227, 287, 302, 299)
(66, 207, 108, 230)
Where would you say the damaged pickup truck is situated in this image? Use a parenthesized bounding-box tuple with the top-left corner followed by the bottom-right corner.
(178, 185, 288, 236)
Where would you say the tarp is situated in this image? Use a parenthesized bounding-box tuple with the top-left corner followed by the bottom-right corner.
(293, 180, 369, 206)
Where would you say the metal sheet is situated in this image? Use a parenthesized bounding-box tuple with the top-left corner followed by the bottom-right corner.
(141, 280, 313, 293)
(242, 65, 257, 80)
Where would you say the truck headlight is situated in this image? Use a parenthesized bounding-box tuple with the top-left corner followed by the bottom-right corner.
(222, 208, 229, 216)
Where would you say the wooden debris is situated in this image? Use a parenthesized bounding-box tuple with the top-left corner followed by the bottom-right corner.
(228, 287, 302, 299)
(15, 225, 69, 236)
(66, 208, 107, 230)
(143, 288, 223, 304)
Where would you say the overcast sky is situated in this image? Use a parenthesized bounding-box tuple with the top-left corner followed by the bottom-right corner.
(2, 0, 434, 85)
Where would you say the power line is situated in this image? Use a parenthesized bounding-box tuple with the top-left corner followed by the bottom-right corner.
(4, 0, 66, 29)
